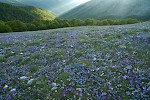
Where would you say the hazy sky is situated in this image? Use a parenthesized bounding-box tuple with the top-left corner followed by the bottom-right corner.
(17, 0, 91, 16)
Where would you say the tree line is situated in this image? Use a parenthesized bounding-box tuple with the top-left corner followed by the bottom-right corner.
(0, 18, 140, 33)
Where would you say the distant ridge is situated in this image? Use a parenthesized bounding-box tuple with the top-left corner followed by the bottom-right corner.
(0, 0, 83, 16)
(0, 2, 55, 22)
(60, 0, 150, 20)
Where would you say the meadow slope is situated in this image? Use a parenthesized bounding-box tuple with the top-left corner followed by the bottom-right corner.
(0, 22, 150, 99)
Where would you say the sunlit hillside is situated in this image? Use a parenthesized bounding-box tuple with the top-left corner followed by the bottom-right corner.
(0, 2, 55, 22)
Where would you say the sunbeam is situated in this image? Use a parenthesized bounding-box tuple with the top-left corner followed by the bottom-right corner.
(78, 0, 91, 4)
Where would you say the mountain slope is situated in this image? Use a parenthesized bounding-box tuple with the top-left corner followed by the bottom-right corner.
(0, 0, 85, 16)
(60, 0, 150, 20)
(0, 0, 19, 4)
(0, 2, 55, 22)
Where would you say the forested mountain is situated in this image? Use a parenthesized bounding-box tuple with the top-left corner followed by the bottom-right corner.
(0, 2, 55, 22)
(60, 0, 150, 20)
(0, 0, 83, 16)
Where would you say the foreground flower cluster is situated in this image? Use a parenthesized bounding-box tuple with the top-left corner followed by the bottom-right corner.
(0, 22, 150, 99)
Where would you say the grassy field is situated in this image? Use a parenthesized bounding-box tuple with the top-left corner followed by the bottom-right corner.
(0, 22, 150, 99)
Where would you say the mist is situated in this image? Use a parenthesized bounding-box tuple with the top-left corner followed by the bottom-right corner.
(16, 0, 90, 16)
(60, 0, 150, 20)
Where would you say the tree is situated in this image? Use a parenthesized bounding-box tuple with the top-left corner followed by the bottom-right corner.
(85, 18, 96, 25)
(126, 18, 139, 24)
(70, 18, 80, 26)
(62, 20, 71, 27)
(0, 20, 12, 33)
(32, 19, 47, 30)
(26, 23, 37, 31)
(101, 20, 109, 25)
(107, 19, 114, 25)
(6, 20, 27, 32)
(119, 20, 127, 25)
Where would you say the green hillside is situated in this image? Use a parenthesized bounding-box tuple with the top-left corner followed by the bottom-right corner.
(0, 0, 82, 16)
(0, 2, 55, 22)
(60, 0, 150, 20)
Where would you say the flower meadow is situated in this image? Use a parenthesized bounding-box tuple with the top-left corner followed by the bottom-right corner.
(0, 22, 150, 100)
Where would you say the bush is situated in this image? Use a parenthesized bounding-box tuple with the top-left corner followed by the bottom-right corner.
(0, 20, 12, 33)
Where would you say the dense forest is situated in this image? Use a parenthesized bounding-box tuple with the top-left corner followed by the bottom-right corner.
(0, 2, 55, 22)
